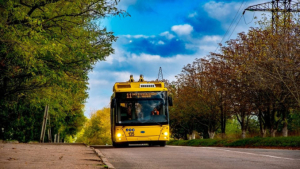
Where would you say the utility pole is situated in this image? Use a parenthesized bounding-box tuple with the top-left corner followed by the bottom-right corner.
(244, 0, 300, 138)
(158, 67, 163, 81)
(47, 112, 52, 143)
(243, 0, 300, 34)
(40, 105, 49, 143)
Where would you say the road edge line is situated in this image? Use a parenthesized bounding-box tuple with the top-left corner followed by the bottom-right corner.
(91, 147, 115, 169)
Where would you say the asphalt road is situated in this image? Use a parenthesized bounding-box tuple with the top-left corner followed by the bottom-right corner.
(94, 145, 300, 169)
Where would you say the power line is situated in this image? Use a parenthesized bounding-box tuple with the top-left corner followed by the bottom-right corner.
(228, 14, 244, 41)
(243, 11, 255, 25)
(214, 0, 245, 53)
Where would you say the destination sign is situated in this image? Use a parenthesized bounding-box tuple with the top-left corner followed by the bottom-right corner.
(116, 92, 166, 100)
(127, 92, 158, 98)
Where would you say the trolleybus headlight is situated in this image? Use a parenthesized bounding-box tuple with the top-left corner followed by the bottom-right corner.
(117, 133, 122, 137)
(164, 132, 168, 136)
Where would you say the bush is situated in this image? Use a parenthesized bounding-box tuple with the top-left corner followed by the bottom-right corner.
(167, 136, 300, 148)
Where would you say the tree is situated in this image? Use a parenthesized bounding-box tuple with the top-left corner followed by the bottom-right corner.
(169, 13, 300, 139)
(0, 0, 127, 142)
(76, 107, 111, 145)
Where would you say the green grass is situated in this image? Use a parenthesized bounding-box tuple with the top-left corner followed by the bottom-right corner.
(167, 136, 300, 148)
(227, 136, 300, 147)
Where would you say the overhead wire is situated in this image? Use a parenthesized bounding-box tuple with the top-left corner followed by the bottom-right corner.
(243, 11, 255, 25)
(214, 0, 246, 53)
(228, 14, 244, 41)
(227, 1, 258, 41)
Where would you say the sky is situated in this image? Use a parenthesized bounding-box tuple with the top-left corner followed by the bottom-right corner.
(84, 0, 270, 117)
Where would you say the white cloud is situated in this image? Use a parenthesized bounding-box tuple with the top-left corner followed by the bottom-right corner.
(88, 79, 109, 87)
(84, 95, 110, 117)
(133, 35, 150, 38)
(159, 31, 175, 39)
(204, 1, 239, 20)
(158, 40, 165, 45)
(199, 45, 217, 54)
(148, 40, 165, 45)
(104, 48, 126, 64)
(117, 0, 137, 10)
(131, 53, 161, 61)
(111, 71, 133, 82)
(203, 1, 264, 21)
(201, 35, 222, 43)
(188, 12, 197, 18)
(123, 34, 150, 39)
(171, 24, 193, 36)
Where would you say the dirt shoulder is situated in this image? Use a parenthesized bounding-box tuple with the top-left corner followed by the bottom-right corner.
(0, 143, 105, 169)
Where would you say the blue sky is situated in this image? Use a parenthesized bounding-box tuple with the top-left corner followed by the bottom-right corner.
(84, 0, 269, 117)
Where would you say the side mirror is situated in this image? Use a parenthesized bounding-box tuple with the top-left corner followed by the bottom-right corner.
(111, 98, 116, 108)
(168, 96, 173, 106)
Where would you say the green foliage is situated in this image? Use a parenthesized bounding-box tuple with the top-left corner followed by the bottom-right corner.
(288, 110, 300, 133)
(0, 0, 126, 142)
(225, 118, 241, 135)
(168, 139, 233, 146)
(76, 107, 111, 145)
(227, 136, 300, 147)
(167, 136, 300, 147)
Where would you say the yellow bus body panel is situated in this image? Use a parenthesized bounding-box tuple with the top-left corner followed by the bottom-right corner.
(113, 81, 166, 93)
(114, 125, 170, 143)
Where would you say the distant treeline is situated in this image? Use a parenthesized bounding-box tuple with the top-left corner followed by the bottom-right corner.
(168, 15, 300, 140)
(0, 0, 126, 142)
(74, 107, 111, 145)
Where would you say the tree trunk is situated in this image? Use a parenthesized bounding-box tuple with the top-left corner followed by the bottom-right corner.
(208, 131, 215, 139)
(238, 113, 247, 139)
(261, 129, 266, 138)
(241, 129, 246, 139)
(271, 129, 277, 137)
(282, 122, 288, 137)
(258, 109, 266, 138)
(282, 108, 288, 137)
(220, 102, 226, 139)
(192, 131, 196, 140)
(188, 130, 193, 140)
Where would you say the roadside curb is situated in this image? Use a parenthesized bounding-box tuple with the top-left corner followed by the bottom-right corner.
(91, 147, 115, 169)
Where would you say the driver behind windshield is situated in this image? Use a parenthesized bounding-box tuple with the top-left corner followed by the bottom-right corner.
(151, 108, 160, 115)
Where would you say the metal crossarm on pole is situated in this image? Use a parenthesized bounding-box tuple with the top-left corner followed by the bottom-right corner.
(243, 0, 300, 34)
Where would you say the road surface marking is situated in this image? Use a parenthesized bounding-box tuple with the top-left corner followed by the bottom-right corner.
(167, 146, 298, 160)
(204, 147, 298, 160)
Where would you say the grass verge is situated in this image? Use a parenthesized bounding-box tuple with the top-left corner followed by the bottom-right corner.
(167, 136, 300, 148)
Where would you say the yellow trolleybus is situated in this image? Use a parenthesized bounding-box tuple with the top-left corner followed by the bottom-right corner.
(110, 75, 172, 147)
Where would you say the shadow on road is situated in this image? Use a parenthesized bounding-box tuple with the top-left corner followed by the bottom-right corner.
(91, 144, 162, 149)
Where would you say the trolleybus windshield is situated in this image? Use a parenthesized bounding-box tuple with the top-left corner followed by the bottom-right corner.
(115, 92, 168, 125)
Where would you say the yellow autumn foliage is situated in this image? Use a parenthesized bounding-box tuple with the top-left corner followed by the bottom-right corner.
(76, 107, 111, 145)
